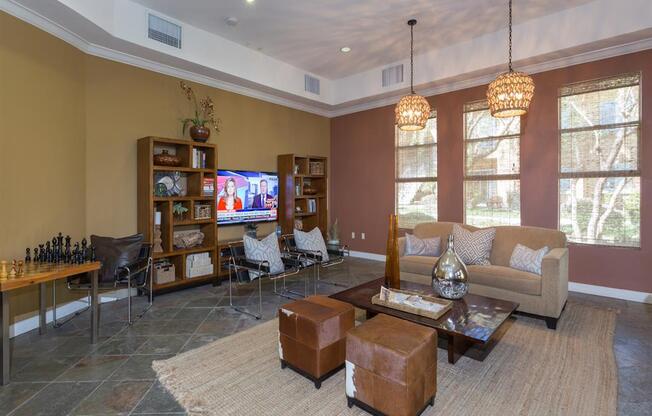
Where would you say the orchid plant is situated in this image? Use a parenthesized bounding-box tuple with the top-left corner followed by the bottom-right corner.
(180, 81, 221, 134)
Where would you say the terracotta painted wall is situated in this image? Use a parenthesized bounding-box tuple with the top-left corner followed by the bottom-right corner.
(0, 12, 330, 323)
(332, 49, 652, 294)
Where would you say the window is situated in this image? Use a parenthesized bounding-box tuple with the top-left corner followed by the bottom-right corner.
(395, 113, 437, 229)
(463, 101, 520, 227)
(559, 73, 641, 247)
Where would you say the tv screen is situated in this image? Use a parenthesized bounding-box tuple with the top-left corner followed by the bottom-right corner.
(216, 170, 279, 225)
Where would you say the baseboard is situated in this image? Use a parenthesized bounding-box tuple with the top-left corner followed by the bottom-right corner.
(569, 282, 652, 304)
(10, 288, 135, 338)
(349, 250, 386, 262)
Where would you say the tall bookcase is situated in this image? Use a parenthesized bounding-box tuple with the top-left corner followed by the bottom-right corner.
(278, 154, 328, 235)
(137, 137, 218, 292)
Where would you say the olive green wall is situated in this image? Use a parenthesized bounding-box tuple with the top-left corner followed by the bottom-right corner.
(0, 12, 331, 324)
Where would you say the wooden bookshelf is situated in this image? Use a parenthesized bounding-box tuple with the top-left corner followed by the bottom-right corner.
(278, 154, 328, 235)
(137, 137, 218, 292)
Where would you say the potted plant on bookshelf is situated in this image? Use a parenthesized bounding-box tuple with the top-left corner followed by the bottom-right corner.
(173, 202, 189, 222)
(180, 81, 221, 142)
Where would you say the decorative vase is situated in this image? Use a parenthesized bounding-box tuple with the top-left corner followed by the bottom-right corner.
(384, 214, 400, 289)
(432, 235, 469, 299)
(189, 125, 210, 142)
(153, 149, 181, 167)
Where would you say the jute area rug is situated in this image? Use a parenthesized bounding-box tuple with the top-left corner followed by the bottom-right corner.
(153, 302, 617, 416)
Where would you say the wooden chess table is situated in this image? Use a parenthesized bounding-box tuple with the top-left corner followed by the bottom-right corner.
(0, 261, 101, 385)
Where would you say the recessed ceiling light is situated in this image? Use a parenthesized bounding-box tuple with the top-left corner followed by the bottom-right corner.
(340, 46, 351, 53)
(246, 0, 255, 3)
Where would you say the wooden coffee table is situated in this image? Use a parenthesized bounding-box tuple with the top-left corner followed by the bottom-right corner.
(330, 278, 518, 364)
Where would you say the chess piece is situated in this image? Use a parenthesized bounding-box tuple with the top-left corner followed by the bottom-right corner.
(17, 261, 24, 277)
(65, 236, 72, 263)
(33, 247, 39, 263)
(73, 242, 80, 264)
(45, 241, 52, 263)
(57, 233, 64, 263)
(25, 248, 31, 263)
(81, 238, 88, 262)
(9, 261, 17, 278)
(0, 261, 8, 279)
(38, 244, 45, 262)
(90, 246, 96, 262)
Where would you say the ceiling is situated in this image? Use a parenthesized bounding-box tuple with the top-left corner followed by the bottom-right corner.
(132, 0, 594, 79)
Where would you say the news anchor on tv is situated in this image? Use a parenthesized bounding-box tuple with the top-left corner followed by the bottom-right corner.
(251, 179, 275, 209)
(218, 177, 243, 211)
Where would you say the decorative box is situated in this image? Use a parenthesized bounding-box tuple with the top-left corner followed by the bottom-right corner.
(309, 161, 324, 175)
(154, 262, 176, 284)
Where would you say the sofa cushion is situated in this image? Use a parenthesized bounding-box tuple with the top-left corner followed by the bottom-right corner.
(453, 224, 495, 266)
(468, 265, 541, 296)
(491, 226, 566, 267)
(400, 255, 438, 276)
(405, 234, 440, 257)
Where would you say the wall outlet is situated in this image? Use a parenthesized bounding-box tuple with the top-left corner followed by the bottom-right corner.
(361, 233, 366, 240)
(351, 232, 356, 239)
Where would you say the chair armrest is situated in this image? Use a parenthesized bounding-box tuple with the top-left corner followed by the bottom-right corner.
(281, 252, 306, 269)
(541, 248, 569, 318)
(289, 248, 323, 262)
(398, 237, 406, 257)
(116, 257, 150, 279)
(230, 256, 271, 274)
(327, 244, 349, 257)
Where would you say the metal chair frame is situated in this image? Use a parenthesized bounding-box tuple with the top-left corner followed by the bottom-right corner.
(227, 241, 309, 320)
(281, 234, 350, 294)
(61, 243, 154, 326)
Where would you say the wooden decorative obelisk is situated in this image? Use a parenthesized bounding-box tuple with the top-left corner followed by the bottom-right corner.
(384, 214, 400, 289)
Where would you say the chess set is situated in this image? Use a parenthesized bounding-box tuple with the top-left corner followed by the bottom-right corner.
(0, 233, 97, 279)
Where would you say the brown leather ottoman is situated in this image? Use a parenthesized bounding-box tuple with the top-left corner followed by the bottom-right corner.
(346, 314, 437, 416)
(278, 295, 355, 388)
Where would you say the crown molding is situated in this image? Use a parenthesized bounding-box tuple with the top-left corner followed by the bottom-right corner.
(329, 36, 652, 117)
(3, 0, 652, 119)
(1, 0, 334, 117)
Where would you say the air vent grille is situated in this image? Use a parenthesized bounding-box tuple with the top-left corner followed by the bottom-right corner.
(382, 64, 404, 87)
(304, 74, 320, 95)
(148, 14, 182, 49)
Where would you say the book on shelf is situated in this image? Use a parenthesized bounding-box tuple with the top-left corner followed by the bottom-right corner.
(192, 148, 208, 169)
(203, 177, 215, 196)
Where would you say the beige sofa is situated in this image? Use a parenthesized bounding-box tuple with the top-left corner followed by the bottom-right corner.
(399, 222, 568, 329)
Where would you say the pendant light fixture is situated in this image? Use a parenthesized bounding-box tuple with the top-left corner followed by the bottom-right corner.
(395, 19, 430, 131)
(487, 0, 535, 118)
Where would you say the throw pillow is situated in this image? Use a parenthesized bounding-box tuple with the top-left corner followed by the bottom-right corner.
(404, 234, 440, 257)
(509, 244, 550, 275)
(243, 233, 285, 280)
(294, 227, 329, 262)
(452, 224, 496, 266)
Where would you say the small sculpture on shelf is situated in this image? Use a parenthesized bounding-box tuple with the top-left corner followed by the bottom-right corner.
(173, 202, 189, 222)
(173, 230, 205, 249)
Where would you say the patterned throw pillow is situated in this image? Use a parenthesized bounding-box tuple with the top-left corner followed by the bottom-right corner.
(404, 234, 440, 257)
(452, 224, 496, 266)
(243, 233, 284, 280)
(509, 244, 550, 275)
(294, 227, 329, 262)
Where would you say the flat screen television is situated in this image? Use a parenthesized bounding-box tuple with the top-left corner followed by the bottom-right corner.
(216, 170, 279, 225)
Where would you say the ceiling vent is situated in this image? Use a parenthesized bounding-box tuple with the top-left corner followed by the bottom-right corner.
(382, 64, 404, 87)
(304, 74, 320, 95)
(148, 14, 182, 49)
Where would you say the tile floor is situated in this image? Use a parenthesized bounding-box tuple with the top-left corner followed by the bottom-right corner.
(0, 258, 650, 415)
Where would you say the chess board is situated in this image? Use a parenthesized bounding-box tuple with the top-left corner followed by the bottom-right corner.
(0, 261, 101, 292)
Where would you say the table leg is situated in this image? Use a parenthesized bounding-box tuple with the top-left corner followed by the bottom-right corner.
(1, 292, 10, 385)
(90, 270, 99, 344)
(447, 335, 473, 364)
(39, 283, 47, 335)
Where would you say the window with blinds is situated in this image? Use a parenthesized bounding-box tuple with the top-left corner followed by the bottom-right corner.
(463, 100, 521, 227)
(395, 113, 437, 229)
(559, 73, 641, 247)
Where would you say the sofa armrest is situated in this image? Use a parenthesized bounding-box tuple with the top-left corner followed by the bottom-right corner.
(397, 237, 406, 258)
(541, 248, 569, 318)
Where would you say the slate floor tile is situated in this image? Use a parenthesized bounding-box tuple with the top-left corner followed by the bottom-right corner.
(11, 355, 82, 382)
(0, 382, 47, 415)
(57, 355, 129, 382)
(10, 381, 100, 416)
(109, 354, 172, 381)
(70, 380, 152, 415)
(135, 335, 189, 355)
(132, 381, 185, 414)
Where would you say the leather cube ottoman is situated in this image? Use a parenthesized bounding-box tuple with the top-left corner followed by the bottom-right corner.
(346, 314, 437, 416)
(278, 295, 354, 388)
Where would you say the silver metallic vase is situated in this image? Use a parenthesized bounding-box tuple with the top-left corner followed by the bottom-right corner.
(432, 235, 469, 299)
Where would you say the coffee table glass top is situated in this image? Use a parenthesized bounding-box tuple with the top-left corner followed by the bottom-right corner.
(330, 278, 518, 344)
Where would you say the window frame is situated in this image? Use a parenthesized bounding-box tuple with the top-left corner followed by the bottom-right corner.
(394, 112, 438, 229)
(462, 100, 522, 227)
(557, 72, 642, 248)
